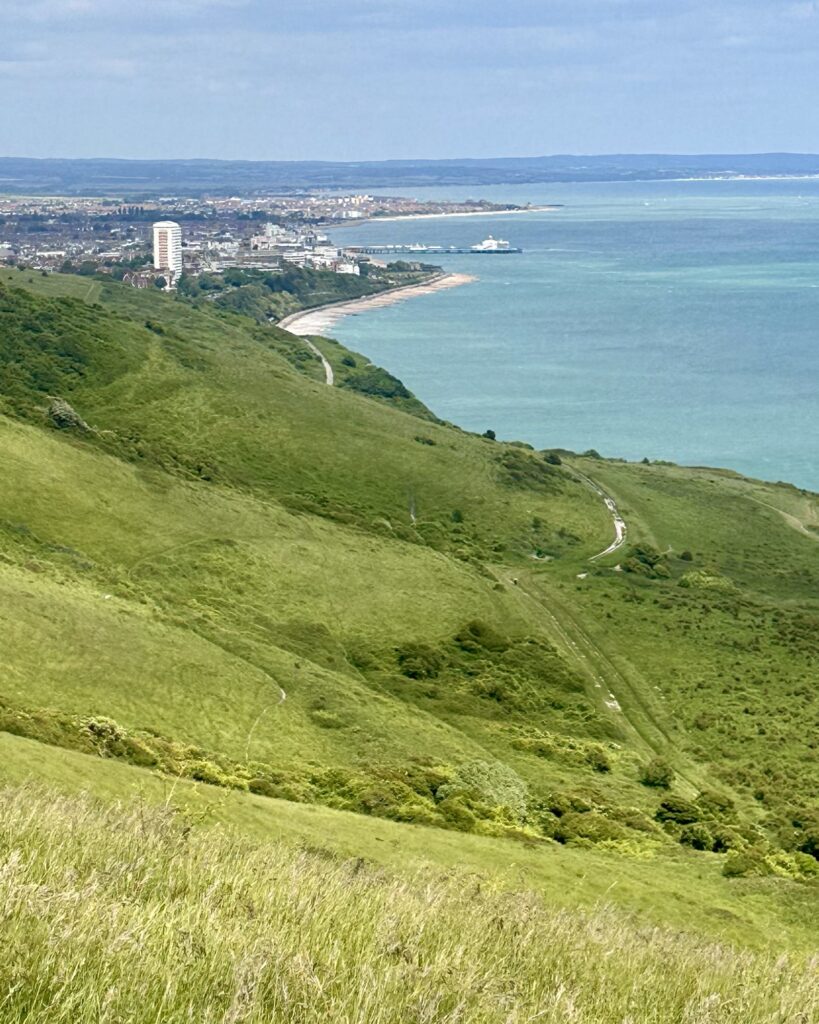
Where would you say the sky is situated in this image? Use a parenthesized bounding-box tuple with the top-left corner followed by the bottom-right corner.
(2, 0, 819, 160)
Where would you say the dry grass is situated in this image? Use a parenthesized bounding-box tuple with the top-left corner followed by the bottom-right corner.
(0, 786, 816, 1023)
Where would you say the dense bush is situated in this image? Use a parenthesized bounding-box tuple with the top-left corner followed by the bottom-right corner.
(498, 447, 561, 491)
(340, 364, 411, 400)
(622, 545, 671, 579)
(437, 758, 529, 820)
(552, 810, 630, 846)
(679, 823, 715, 851)
(656, 797, 700, 825)
(454, 619, 510, 653)
(722, 849, 774, 878)
(679, 570, 735, 591)
(640, 756, 675, 788)
(395, 641, 444, 679)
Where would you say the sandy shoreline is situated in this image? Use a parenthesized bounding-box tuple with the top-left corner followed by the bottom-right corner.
(340, 205, 559, 225)
(278, 273, 476, 337)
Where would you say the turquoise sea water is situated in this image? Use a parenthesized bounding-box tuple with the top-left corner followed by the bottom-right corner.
(328, 181, 819, 491)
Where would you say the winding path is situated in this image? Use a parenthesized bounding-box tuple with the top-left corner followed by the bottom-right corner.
(571, 469, 627, 560)
(745, 494, 818, 541)
(303, 337, 334, 386)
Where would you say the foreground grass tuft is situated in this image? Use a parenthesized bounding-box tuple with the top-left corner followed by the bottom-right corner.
(0, 786, 816, 1023)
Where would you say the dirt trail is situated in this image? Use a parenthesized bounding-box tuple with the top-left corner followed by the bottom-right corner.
(745, 495, 818, 540)
(571, 469, 628, 560)
(302, 337, 334, 386)
(507, 574, 700, 794)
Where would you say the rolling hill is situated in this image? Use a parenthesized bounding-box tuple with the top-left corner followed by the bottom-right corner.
(0, 265, 817, 1017)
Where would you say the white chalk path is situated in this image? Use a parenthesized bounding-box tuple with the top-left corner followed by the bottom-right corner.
(571, 469, 627, 560)
(593, 495, 627, 560)
(302, 337, 334, 386)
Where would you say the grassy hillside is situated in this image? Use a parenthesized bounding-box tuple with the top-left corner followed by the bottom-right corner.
(2, 733, 817, 952)
(1, 786, 816, 1024)
(0, 265, 817, 984)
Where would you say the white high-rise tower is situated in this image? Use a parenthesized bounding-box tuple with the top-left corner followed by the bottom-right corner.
(152, 221, 182, 285)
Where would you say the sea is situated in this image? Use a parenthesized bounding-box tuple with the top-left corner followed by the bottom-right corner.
(327, 180, 819, 492)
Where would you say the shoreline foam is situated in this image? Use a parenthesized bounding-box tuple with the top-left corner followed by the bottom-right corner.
(278, 272, 476, 336)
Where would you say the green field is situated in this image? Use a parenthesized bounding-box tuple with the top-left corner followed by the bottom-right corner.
(0, 265, 817, 1016)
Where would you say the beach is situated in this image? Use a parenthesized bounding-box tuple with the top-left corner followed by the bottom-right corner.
(350, 205, 559, 225)
(278, 272, 476, 336)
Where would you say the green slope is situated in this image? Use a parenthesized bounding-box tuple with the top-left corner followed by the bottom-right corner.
(2, 782, 816, 1023)
(2, 733, 817, 953)
(0, 267, 817, 956)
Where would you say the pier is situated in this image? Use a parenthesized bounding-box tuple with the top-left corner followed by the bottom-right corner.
(346, 244, 523, 255)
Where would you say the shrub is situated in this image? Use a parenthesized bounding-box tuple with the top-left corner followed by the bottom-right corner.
(610, 808, 658, 834)
(436, 796, 478, 832)
(622, 545, 671, 579)
(188, 759, 246, 790)
(552, 811, 629, 846)
(711, 826, 745, 853)
(342, 365, 411, 400)
(722, 849, 774, 878)
(438, 759, 528, 820)
(656, 797, 700, 826)
(679, 823, 715, 851)
(695, 789, 736, 821)
(639, 757, 675, 789)
(679, 571, 735, 592)
(585, 745, 612, 773)
(396, 642, 444, 679)
(84, 716, 126, 749)
(454, 620, 509, 653)
(796, 827, 819, 860)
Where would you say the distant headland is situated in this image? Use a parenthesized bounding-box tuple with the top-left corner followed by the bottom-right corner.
(4, 153, 819, 196)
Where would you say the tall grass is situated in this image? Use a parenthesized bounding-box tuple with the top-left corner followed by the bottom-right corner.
(0, 786, 816, 1023)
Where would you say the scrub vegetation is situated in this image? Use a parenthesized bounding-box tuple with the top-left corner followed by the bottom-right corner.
(175, 261, 436, 323)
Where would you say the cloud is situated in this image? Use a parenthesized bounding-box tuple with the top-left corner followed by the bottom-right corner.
(2, 0, 248, 24)
(1, 0, 819, 158)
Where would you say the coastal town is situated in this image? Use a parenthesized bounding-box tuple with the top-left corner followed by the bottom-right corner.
(0, 191, 537, 288)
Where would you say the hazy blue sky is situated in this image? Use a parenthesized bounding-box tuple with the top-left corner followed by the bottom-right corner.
(3, 0, 819, 160)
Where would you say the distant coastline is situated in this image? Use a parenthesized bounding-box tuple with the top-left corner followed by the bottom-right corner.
(358, 205, 560, 224)
(279, 272, 476, 336)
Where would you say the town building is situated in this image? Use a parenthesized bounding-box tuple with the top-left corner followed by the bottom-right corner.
(152, 221, 182, 286)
